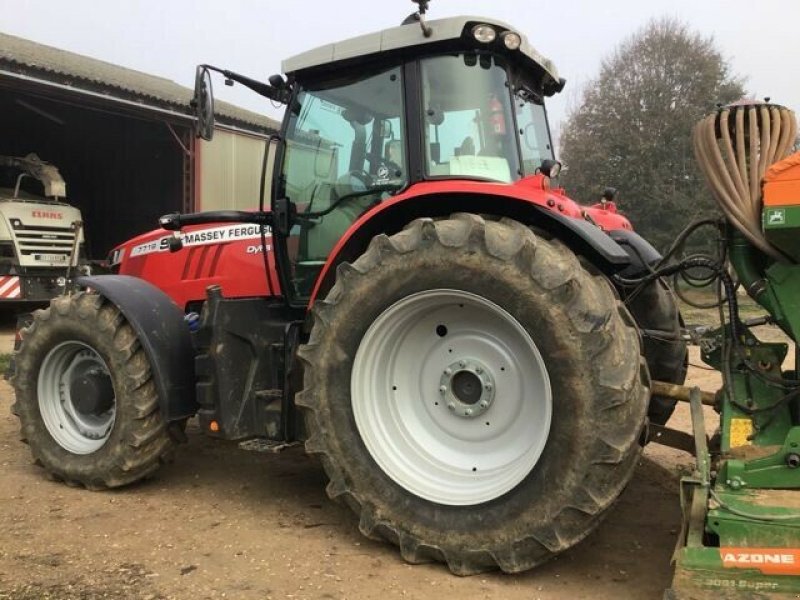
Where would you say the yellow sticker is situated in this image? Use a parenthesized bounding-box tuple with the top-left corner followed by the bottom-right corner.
(730, 418, 753, 447)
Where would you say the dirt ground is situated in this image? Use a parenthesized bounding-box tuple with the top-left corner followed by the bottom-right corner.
(0, 320, 779, 600)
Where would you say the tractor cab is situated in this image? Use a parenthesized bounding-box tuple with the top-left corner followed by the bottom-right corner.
(192, 12, 566, 300)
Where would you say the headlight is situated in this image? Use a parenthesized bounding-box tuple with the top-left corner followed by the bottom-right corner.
(472, 24, 496, 44)
(502, 31, 522, 51)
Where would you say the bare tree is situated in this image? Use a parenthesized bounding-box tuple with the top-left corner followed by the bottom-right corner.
(559, 18, 745, 251)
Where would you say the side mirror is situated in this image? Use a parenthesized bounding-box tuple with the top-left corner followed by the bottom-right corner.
(539, 159, 562, 178)
(192, 65, 215, 141)
(268, 74, 287, 89)
(602, 187, 618, 202)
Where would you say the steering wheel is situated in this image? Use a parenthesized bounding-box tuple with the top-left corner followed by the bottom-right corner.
(377, 161, 403, 181)
(334, 170, 372, 198)
(348, 170, 373, 189)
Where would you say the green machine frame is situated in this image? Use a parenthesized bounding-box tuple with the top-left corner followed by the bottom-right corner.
(669, 229, 800, 597)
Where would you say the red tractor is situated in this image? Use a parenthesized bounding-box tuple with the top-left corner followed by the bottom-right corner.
(12, 3, 685, 575)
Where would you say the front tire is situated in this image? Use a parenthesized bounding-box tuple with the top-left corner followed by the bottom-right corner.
(298, 214, 649, 574)
(12, 293, 174, 489)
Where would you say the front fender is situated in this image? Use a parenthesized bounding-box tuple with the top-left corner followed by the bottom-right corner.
(76, 275, 197, 421)
(308, 191, 632, 305)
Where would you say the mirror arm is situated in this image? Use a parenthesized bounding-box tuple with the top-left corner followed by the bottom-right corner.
(202, 64, 290, 103)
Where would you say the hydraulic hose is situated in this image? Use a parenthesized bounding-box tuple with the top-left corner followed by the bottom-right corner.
(693, 102, 797, 262)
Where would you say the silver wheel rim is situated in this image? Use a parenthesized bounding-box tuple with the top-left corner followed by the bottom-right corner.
(38, 341, 116, 454)
(352, 289, 552, 506)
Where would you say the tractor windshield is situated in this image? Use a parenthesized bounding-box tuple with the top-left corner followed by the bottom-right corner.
(421, 54, 520, 183)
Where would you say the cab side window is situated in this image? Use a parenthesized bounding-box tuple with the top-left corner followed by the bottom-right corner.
(281, 67, 406, 297)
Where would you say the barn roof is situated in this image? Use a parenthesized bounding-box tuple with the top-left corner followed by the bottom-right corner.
(0, 31, 279, 134)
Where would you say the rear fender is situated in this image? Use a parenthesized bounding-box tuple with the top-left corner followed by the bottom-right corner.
(309, 192, 632, 304)
(608, 229, 663, 278)
(76, 275, 197, 421)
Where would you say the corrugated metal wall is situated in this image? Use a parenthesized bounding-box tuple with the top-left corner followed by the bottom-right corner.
(198, 130, 271, 211)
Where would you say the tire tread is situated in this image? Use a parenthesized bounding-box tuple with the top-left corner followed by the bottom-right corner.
(297, 215, 649, 574)
(12, 292, 176, 489)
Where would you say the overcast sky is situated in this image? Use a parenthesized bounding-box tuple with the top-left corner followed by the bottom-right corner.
(2, 0, 798, 146)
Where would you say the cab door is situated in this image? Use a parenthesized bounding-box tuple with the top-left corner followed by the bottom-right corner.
(272, 65, 407, 303)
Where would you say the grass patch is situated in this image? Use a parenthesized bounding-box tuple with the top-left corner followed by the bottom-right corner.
(0, 353, 11, 375)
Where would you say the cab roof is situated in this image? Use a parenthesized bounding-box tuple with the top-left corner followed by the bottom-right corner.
(282, 16, 563, 96)
(0, 187, 62, 204)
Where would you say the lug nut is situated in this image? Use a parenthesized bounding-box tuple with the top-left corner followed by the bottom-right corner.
(459, 360, 466, 368)
(465, 408, 473, 416)
(439, 386, 447, 394)
(485, 383, 492, 391)
(479, 401, 488, 408)
(447, 403, 456, 411)
(444, 368, 452, 376)
(475, 367, 483, 374)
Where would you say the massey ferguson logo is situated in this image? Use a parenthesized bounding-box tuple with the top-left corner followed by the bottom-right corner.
(130, 224, 268, 257)
(32, 210, 63, 220)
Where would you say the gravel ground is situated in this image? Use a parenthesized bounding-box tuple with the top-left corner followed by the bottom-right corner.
(1, 314, 783, 599)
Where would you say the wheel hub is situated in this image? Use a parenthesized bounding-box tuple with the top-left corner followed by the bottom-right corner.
(69, 368, 115, 416)
(439, 359, 495, 418)
(352, 288, 552, 506)
(38, 341, 116, 454)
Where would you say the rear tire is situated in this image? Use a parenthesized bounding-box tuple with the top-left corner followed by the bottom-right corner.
(12, 293, 174, 489)
(624, 278, 687, 425)
(298, 214, 649, 574)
